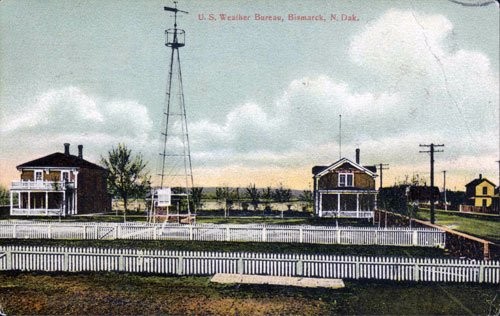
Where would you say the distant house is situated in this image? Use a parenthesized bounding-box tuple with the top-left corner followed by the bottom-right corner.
(312, 149, 377, 218)
(9, 143, 111, 216)
(461, 174, 497, 213)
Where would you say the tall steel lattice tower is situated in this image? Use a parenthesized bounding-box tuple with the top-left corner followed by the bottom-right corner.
(156, 2, 194, 216)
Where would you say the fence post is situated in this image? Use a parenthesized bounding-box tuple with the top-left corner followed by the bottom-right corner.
(355, 261, 360, 279)
(177, 256, 184, 275)
(189, 226, 193, 241)
(63, 249, 69, 272)
(6, 249, 12, 270)
(94, 225, 98, 239)
(296, 259, 303, 276)
(226, 226, 230, 242)
(83, 226, 88, 239)
(374, 230, 378, 245)
(299, 227, 303, 243)
(153, 226, 157, 240)
(48, 225, 52, 239)
(478, 263, 484, 283)
(13, 225, 17, 238)
(336, 229, 341, 244)
(114, 223, 119, 240)
(262, 226, 267, 242)
(119, 255, 124, 272)
(238, 258, 244, 274)
(412, 230, 418, 246)
(414, 263, 419, 282)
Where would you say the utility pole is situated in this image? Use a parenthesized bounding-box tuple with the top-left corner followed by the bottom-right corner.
(442, 170, 447, 211)
(378, 163, 390, 189)
(419, 143, 444, 224)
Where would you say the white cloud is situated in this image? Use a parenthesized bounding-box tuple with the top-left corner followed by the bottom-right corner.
(188, 9, 498, 182)
(0, 86, 155, 160)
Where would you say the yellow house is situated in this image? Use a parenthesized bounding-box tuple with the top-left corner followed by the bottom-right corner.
(465, 174, 496, 207)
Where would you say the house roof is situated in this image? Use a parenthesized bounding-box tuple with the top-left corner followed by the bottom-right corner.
(465, 177, 496, 188)
(16, 152, 106, 171)
(312, 158, 377, 178)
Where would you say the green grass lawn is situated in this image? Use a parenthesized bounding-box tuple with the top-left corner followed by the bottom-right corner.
(0, 271, 497, 315)
(0, 239, 448, 258)
(416, 210, 500, 243)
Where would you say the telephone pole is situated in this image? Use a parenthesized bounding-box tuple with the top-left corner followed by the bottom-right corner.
(419, 143, 444, 224)
(378, 163, 390, 189)
(442, 170, 447, 211)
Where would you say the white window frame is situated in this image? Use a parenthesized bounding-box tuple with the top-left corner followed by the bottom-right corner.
(61, 170, 70, 182)
(338, 172, 354, 187)
(34, 170, 43, 182)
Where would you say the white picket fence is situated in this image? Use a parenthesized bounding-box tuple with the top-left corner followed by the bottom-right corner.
(0, 245, 498, 283)
(0, 221, 445, 247)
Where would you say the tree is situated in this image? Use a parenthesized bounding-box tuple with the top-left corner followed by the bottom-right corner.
(190, 187, 204, 211)
(246, 184, 260, 211)
(273, 183, 292, 203)
(101, 143, 150, 214)
(0, 185, 9, 206)
(299, 190, 313, 212)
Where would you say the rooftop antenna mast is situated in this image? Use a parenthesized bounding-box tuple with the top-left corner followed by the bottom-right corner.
(157, 1, 194, 216)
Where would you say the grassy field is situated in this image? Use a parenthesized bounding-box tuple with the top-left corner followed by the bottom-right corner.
(0, 271, 498, 315)
(0, 239, 448, 258)
(416, 210, 500, 243)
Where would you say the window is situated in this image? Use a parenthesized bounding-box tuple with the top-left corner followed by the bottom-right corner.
(338, 173, 353, 187)
(482, 187, 488, 195)
(34, 170, 43, 182)
(61, 171, 69, 182)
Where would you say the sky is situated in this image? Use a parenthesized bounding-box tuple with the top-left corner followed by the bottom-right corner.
(0, 0, 499, 191)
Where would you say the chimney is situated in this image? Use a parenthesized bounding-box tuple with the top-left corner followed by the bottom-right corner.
(78, 145, 83, 159)
(64, 143, 70, 156)
(355, 148, 360, 164)
(479, 174, 482, 179)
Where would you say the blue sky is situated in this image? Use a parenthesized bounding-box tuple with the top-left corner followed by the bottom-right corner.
(1, 0, 498, 190)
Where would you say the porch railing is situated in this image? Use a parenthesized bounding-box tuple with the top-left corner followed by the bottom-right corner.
(10, 180, 74, 191)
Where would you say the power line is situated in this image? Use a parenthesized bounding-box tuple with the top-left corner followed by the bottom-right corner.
(419, 143, 444, 224)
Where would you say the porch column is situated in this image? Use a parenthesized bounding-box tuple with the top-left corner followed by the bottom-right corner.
(10, 191, 13, 212)
(28, 191, 31, 210)
(319, 192, 323, 217)
(45, 191, 49, 215)
(356, 193, 360, 218)
(18, 192, 21, 208)
(337, 193, 341, 216)
(63, 191, 66, 216)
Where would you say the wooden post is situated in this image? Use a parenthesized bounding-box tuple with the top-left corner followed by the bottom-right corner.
(262, 226, 267, 242)
(414, 262, 419, 282)
(299, 227, 303, 243)
(478, 263, 484, 283)
(296, 259, 303, 276)
(177, 256, 184, 275)
(225, 226, 230, 242)
(13, 225, 17, 238)
(412, 230, 418, 246)
(238, 258, 244, 274)
(63, 250, 69, 272)
(119, 255, 124, 271)
(48, 225, 52, 239)
(483, 242, 490, 260)
(189, 225, 193, 241)
(336, 229, 341, 244)
(6, 249, 12, 270)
